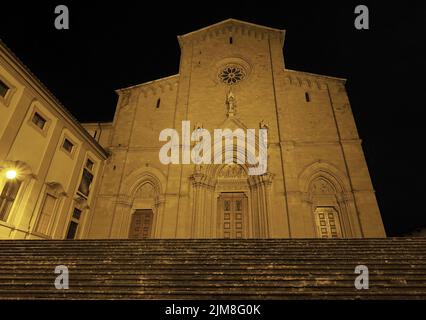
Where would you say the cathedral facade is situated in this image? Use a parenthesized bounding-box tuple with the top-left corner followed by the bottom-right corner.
(0, 19, 386, 240)
(83, 19, 385, 239)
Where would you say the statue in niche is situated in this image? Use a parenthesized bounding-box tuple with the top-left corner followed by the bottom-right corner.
(226, 90, 236, 117)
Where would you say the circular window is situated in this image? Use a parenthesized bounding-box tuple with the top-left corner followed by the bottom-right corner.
(219, 65, 246, 85)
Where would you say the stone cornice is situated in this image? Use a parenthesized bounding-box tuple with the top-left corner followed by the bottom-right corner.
(178, 19, 285, 48)
(116, 74, 179, 99)
(281, 139, 362, 148)
(285, 69, 346, 83)
(283, 70, 346, 90)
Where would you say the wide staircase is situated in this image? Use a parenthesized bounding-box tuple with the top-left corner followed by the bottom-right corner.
(0, 238, 425, 299)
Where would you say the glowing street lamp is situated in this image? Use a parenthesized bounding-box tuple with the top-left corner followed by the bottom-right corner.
(5, 169, 17, 180)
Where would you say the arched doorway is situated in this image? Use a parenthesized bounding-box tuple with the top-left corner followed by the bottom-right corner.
(128, 182, 157, 239)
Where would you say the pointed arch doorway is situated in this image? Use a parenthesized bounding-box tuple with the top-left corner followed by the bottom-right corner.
(128, 180, 158, 239)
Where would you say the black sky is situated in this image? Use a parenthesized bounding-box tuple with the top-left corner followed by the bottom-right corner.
(1, 0, 426, 236)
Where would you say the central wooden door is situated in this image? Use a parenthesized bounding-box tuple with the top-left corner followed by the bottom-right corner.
(129, 209, 153, 239)
(219, 193, 246, 239)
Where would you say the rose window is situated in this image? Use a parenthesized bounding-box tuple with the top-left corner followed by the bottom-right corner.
(219, 65, 246, 84)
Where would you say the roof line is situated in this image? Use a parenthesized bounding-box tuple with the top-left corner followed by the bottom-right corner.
(115, 74, 179, 92)
(81, 122, 113, 126)
(285, 69, 347, 83)
(178, 18, 285, 38)
(0, 38, 109, 159)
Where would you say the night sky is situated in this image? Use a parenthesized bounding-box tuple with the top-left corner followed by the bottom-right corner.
(1, 1, 425, 236)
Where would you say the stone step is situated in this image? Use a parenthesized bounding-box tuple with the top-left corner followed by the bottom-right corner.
(0, 238, 425, 299)
(1, 275, 426, 282)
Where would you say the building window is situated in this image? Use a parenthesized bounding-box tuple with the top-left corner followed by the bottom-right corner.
(0, 79, 9, 98)
(156, 98, 160, 108)
(31, 112, 47, 130)
(0, 180, 22, 221)
(229, 37, 233, 44)
(305, 92, 311, 102)
(35, 193, 56, 235)
(66, 208, 82, 239)
(77, 159, 94, 198)
(86, 159, 94, 171)
(62, 138, 74, 153)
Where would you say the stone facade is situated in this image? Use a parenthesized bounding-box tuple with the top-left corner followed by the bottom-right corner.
(83, 19, 386, 239)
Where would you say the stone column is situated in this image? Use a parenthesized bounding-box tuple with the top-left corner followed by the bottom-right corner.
(189, 172, 215, 238)
(248, 172, 274, 238)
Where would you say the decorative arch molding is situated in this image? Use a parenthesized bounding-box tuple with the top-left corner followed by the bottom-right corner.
(194, 161, 250, 183)
(130, 175, 161, 199)
(299, 160, 350, 194)
(121, 166, 166, 198)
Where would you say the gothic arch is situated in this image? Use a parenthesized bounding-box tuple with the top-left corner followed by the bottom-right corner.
(298, 161, 360, 238)
(298, 161, 350, 194)
(130, 176, 160, 199)
(201, 134, 266, 178)
(121, 166, 166, 198)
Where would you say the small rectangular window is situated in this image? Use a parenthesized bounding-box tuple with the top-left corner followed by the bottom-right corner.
(229, 37, 233, 44)
(78, 168, 94, 197)
(72, 208, 82, 220)
(86, 159, 94, 171)
(0, 79, 9, 98)
(62, 138, 74, 153)
(32, 112, 47, 130)
(156, 98, 161, 108)
(66, 208, 82, 239)
(305, 92, 311, 102)
(66, 221, 78, 239)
